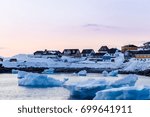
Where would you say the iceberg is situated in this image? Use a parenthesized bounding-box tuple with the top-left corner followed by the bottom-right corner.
(65, 74, 138, 100)
(110, 74, 138, 88)
(108, 70, 118, 77)
(102, 70, 108, 77)
(17, 71, 28, 79)
(12, 69, 19, 74)
(18, 73, 67, 88)
(65, 79, 109, 99)
(93, 86, 150, 100)
(42, 68, 55, 74)
(78, 70, 87, 76)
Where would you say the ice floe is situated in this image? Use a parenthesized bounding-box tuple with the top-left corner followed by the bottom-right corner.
(78, 70, 87, 76)
(108, 70, 118, 77)
(64, 79, 109, 99)
(17, 71, 28, 79)
(109, 74, 138, 88)
(18, 73, 67, 88)
(102, 70, 108, 77)
(42, 68, 55, 74)
(93, 86, 150, 100)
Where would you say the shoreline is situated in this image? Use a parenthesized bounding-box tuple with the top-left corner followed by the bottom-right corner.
(0, 66, 150, 77)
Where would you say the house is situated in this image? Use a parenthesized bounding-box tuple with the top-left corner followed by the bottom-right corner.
(9, 58, 17, 62)
(121, 44, 138, 53)
(81, 49, 95, 57)
(34, 49, 62, 58)
(98, 46, 109, 53)
(102, 53, 111, 61)
(124, 50, 137, 60)
(88, 53, 105, 62)
(143, 42, 150, 50)
(134, 50, 150, 59)
(108, 48, 119, 58)
(62, 49, 81, 57)
(34, 51, 43, 56)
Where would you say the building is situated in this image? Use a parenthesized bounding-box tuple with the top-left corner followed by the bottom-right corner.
(88, 53, 105, 62)
(9, 58, 17, 62)
(98, 46, 109, 53)
(108, 48, 119, 58)
(134, 50, 150, 59)
(143, 42, 150, 50)
(102, 53, 111, 61)
(81, 49, 95, 57)
(121, 44, 138, 53)
(34, 49, 62, 58)
(62, 49, 81, 57)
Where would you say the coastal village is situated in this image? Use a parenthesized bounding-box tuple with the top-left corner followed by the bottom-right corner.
(0, 41, 150, 76)
(0, 42, 150, 100)
(33, 41, 150, 62)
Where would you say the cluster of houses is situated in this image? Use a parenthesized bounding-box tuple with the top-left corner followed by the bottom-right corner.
(0, 42, 149, 63)
(122, 42, 150, 61)
(33, 47, 120, 62)
(33, 41, 150, 62)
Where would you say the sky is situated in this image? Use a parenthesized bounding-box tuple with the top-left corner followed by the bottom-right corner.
(0, 0, 150, 57)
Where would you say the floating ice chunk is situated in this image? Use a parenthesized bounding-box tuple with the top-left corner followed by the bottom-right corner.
(65, 79, 109, 99)
(42, 68, 55, 74)
(110, 74, 138, 88)
(17, 71, 28, 79)
(102, 70, 108, 77)
(18, 73, 66, 88)
(12, 69, 19, 74)
(93, 86, 150, 100)
(108, 70, 118, 77)
(78, 70, 87, 76)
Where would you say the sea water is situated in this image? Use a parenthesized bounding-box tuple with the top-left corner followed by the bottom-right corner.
(0, 73, 150, 100)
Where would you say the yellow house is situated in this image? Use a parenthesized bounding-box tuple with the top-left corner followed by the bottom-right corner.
(135, 50, 150, 59)
(121, 45, 138, 53)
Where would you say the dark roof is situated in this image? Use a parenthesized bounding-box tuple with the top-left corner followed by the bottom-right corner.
(81, 49, 94, 54)
(92, 53, 105, 58)
(144, 42, 150, 45)
(122, 44, 137, 48)
(63, 49, 80, 54)
(135, 50, 150, 54)
(34, 50, 61, 55)
(108, 48, 118, 54)
(99, 46, 109, 51)
(34, 51, 43, 54)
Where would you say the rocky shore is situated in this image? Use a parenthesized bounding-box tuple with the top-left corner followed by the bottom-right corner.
(0, 66, 150, 76)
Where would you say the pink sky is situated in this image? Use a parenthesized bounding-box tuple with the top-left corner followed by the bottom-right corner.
(0, 0, 150, 57)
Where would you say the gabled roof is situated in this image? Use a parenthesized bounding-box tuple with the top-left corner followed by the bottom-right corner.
(108, 48, 118, 54)
(122, 44, 137, 48)
(99, 46, 109, 51)
(63, 49, 80, 54)
(82, 49, 95, 54)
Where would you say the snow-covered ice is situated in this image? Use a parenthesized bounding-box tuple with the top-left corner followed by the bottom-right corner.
(93, 86, 150, 100)
(102, 71, 108, 77)
(108, 70, 118, 77)
(64, 79, 109, 99)
(78, 70, 87, 76)
(42, 68, 55, 74)
(109, 74, 138, 88)
(12, 69, 19, 74)
(18, 73, 67, 88)
(17, 71, 28, 79)
(65, 74, 138, 99)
